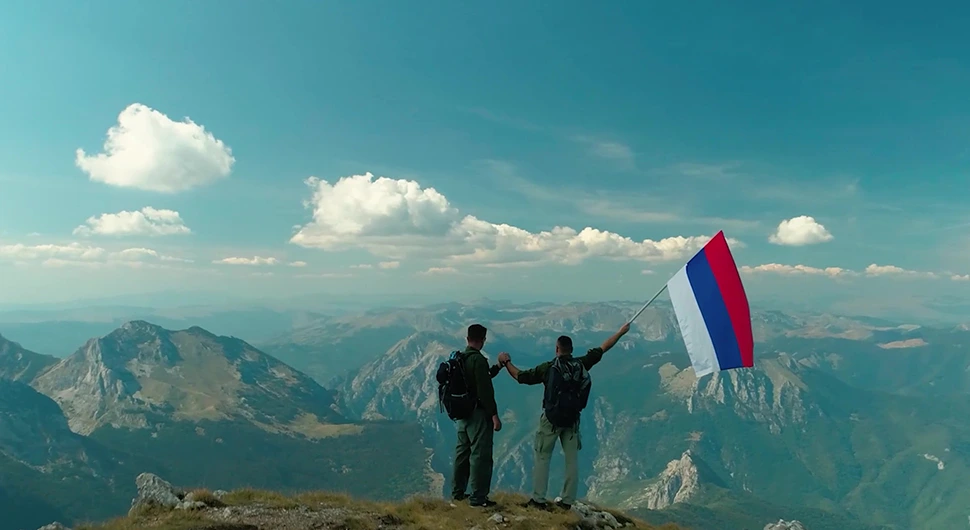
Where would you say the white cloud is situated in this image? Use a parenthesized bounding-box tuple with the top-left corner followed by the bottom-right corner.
(741, 263, 854, 277)
(288, 261, 307, 267)
(641, 269, 655, 275)
(951, 274, 970, 281)
(290, 172, 734, 268)
(73, 207, 191, 237)
(742, 262, 940, 280)
(423, 266, 458, 275)
(0, 242, 191, 269)
(213, 256, 279, 266)
(865, 264, 936, 278)
(0, 242, 105, 261)
(769, 216, 833, 246)
(379, 261, 400, 269)
(75, 103, 234, 193)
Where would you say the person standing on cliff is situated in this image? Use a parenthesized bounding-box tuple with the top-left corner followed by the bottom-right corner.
(446, 323, 503, 507)
(497, 322, 630, 510)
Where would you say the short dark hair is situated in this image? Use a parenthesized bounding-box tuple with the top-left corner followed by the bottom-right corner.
(557, 335, 573, 353)
(467, 324, 487, 342)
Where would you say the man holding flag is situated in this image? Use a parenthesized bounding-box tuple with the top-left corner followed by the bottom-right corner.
(496, 322, 630, 510)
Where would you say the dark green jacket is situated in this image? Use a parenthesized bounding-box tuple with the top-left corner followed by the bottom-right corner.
(515, 347, 604, 386)
(459, 346, 499, 417)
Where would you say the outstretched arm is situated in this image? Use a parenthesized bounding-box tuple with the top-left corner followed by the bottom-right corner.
(599, 322, 631, 353)
(498, 352, 544, 385)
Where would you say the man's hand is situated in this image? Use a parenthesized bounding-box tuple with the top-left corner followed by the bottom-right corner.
(498, 352, 511, 366)
(601, 322, 632, 353)
(492, 414, 502, 432)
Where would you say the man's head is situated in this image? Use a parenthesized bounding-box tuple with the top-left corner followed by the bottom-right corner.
(467, 323, 487, 350)
(555, 335, 573, 357)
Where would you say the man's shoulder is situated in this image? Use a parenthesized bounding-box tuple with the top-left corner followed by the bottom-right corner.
(460, 349, 487, 366)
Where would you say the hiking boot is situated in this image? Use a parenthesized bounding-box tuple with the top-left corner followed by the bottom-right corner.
(451, 492, 468, 501)
(525, 499, 550, 510)
(554, 500, 572, 510)
(470, 498, 497, 508)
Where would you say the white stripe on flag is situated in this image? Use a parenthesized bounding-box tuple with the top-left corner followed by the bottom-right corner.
(667, 265, 718, 377)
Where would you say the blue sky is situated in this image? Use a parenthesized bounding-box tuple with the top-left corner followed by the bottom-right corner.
(1, 0, 969, 316)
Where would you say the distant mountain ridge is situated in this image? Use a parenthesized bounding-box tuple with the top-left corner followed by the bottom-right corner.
(2, 300, 967, 529)
(0, 321, 434, 529)
(257, 300, 966, 530)
(0, 332, 57, 382)
(31, 320, 347, 437)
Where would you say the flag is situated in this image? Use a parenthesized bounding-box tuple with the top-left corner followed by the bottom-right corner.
(667, 231, 754, 377)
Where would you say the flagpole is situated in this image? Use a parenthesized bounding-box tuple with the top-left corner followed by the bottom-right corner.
(629, 284, 668, 324)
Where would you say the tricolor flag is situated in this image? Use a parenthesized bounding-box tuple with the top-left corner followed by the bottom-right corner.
(667, 231, 754, 377)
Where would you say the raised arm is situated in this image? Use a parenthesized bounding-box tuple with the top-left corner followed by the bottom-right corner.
(599, 322, 631, 353)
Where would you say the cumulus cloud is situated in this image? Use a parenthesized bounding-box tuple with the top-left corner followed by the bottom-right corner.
(0, 242, 105, 261)
(73, 207, 191, 236)
(768, 216, 833, 246)
(75, 103, 234, 193)
(951, 274, 970, 281)
(290, 173, 733, 268)
(288, 261, 307, 267)
(379, 261, 400, 269)
(865, 264, 936, 278)
(0, 242, 191, 268)
(742, 262, 939, 280)
(213, 256, 279, 265)
(741, 263, 854, 278)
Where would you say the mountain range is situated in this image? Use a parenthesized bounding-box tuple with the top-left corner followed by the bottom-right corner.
(0, 323, 433, 530)
(258, 300, 969, 530)
(1, 300, 968, 529)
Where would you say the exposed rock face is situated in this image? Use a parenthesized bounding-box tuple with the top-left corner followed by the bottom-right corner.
(629, 451, 701, 510)
(659, 356, 819, 434)
(572, 501, 624, 528)
(342, 332, 454, 423)
(764, 520, 807, 530)
(30, 321, 347, 437)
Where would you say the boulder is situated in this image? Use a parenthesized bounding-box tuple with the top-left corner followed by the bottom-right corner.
(765, 521, 807, 530)
(129, 472, 184, 514)
(572, 502, 623, 529)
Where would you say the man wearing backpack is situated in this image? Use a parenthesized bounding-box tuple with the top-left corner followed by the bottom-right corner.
(497, 322, 630, 510)
(439, 323, 503, 507)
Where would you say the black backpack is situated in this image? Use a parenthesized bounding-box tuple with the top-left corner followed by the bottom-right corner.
(543, 356, 591, 428)
(436, 351, 477, 421)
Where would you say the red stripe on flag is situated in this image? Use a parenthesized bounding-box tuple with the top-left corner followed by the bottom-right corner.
(702, 231, 754, 367)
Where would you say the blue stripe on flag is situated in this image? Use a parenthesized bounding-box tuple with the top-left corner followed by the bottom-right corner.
(686, 250, 744, 370)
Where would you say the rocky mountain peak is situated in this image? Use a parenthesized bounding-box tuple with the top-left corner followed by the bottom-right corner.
(30, 321, 345, 437)
(658, 356, 816, 433)
(621, 450, 704, 510)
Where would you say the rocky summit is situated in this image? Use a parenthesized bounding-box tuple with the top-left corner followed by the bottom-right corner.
(36, 472, 663, 530)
